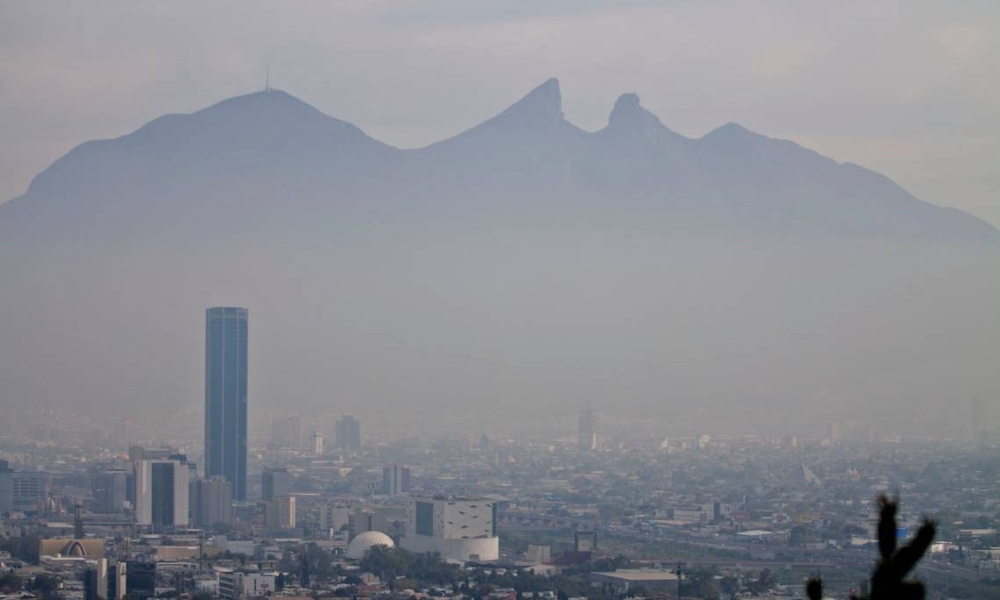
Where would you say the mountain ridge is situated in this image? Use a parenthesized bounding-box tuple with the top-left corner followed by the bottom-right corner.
(2, 78, 997, 246)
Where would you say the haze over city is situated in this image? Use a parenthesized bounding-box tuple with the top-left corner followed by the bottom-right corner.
(2, 3, 1000, 600)
(1, 1, 999, 439)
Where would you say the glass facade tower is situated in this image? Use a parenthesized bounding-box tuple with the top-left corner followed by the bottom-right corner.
(204, 307, 248, 500)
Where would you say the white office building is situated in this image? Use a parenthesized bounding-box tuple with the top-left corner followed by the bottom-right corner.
(400, 495, 499, 562)
(216, 569, 276, 600)
(134, 459, 188, 528)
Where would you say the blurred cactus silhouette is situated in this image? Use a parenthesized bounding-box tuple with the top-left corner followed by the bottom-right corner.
(807, 495, 935, 600)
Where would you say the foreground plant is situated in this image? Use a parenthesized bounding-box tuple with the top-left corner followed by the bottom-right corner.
(807, 495, 935, 600)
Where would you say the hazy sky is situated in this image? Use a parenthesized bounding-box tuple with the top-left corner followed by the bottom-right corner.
(2, 0, 998, 226)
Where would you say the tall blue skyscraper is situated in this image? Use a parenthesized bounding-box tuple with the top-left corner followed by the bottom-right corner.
(204, 307, 248, 500)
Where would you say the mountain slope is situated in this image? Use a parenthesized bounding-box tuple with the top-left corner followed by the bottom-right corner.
(1, 90, 399, 246)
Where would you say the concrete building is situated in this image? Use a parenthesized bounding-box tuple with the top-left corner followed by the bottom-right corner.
(0, 460, 12, 513)
(526, 544, 551, 563)
(319, 502, 351, 534)
(6, 468, 52, 514)
(335, 415, 361, 450)
(400, 495, 499, 562)
(349, 510, 389, 540)
(263, 496, 295, 529)
(574, 530, 597, 552)
(190, 476, 233, 528)
(310, 431, 324, 456)
(205, 307, 249, 500)
(84, 563, 103, 600)
(84, 558, 127, 600)
(93, 469, 129, 513)
(108, 560, 127, 600)
(217, 569, 277, 600)
(261, 467, 292, 502)
(381, 464, 411, 496)
(134, 459, 188, 528)
(0, 462, 52, 514)
(84, 559, 108, 600)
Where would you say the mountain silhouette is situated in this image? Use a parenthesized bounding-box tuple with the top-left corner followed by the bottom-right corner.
(1, 80, 999, 425)
(1, 78, 996, 247)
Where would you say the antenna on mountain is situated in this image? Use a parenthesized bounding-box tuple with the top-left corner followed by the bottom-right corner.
(264, 64, 272, 92)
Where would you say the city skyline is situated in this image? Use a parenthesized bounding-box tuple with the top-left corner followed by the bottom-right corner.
(1, 3, 997, 598)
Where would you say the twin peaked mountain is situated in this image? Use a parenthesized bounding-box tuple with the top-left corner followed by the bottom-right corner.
(3, 78, 997, 246)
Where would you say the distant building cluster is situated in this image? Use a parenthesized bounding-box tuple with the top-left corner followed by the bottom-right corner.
(2, 304, 999, 600)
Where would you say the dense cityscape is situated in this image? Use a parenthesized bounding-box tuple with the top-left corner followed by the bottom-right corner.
(4, 2, 999, 600)
(1, 309, 999, 600)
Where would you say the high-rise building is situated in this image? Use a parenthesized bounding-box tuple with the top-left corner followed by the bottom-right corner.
(133, 460, 188, 528)
(129, 446, 173, 462)
(0, 460, 13, 513)
(93, 470, 129, 514)
(335, 415, 361, 450)
(262, 496, 296, 529)
(381, 464, 411, 496)
(270, 416, 302, 449)
(578, 408, 598, 451)
(189, 476, 233, 527)
(261, 467, 292, 502)
(1, 467, 52, 514)
(108, 561, 127, 600)
(310, 431, 324, 456)
(84, 559, 107, 600)
(205, 307, 249, 501)
(85, 559, 125, 600)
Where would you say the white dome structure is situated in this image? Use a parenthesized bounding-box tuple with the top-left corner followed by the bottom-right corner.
(346, 531, 395, 559)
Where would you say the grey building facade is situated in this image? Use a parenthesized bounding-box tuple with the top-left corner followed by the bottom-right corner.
(190, 476, 233, 527)
(335, 415, 361, 451)
(94, 469, 129, 513)
(261, 467, 292, 502)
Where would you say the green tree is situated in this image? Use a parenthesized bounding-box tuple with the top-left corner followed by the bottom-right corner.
(0, 572, 23, 594)
(360, 545, 409, 581)
(686, 567, 720, 600)
(31, 573, 60, 600)
(719, 575, 740, 600)
(753, 568, 773, 593)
